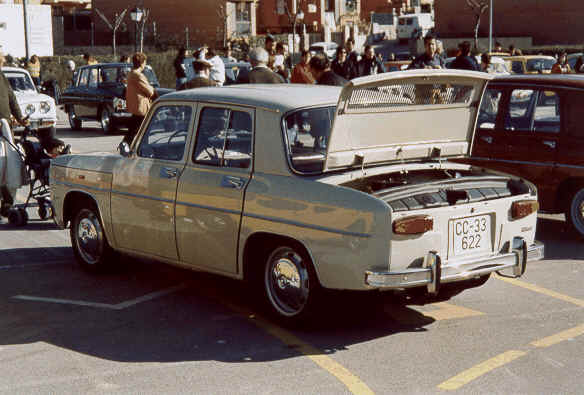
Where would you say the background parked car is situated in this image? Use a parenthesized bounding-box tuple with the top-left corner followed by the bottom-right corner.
(464, 74, 584, 237)
(503, 55, 556, 74)
(59, 63, 173, 134)
(2, 66, 57, 132)
(445, 55, 510, 74)
(309, 42, 339, 60)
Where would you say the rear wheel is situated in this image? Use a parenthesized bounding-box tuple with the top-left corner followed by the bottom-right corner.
(262, 244, 319, 325)
(67, 105, 82, 130)
(71, 206, 115, 272)
(566, 188, 584, 238)
(99, 105, 115, 134)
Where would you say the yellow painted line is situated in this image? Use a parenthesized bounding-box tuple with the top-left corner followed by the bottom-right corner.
(437, 350, 527, 391)
(530, 324, 584, 348)
(423, 302, 484, 321)
(496, 276, 584, 307)
(221, 301, 374, 395)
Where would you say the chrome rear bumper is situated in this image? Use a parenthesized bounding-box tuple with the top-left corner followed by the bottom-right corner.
(365, 238, 544, 292)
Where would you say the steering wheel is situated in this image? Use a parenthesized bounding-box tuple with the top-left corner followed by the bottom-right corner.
(204, 146, 220, 161)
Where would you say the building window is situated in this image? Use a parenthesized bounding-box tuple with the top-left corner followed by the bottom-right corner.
(236, 2, 251, 35)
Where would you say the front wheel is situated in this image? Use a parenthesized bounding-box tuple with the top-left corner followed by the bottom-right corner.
(566, 188, 584, 238)
(99, 105, 115, 134)
(263, 245, 319, 325)
(71, 207, 115, 272)
(67, 105, 82, 130)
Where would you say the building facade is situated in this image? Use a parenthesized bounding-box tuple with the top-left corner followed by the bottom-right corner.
(435, 0, 584, 45)
(91, 0, 256, 49)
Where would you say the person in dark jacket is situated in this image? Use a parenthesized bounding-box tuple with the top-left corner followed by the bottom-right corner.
(344, 38, 360, 79)
(358, 45, 386, 76)
(449, 41, 479, 71)
(408, 33, 445, 69)
(174, 47, 188, 89)
(309, 55, 348, 86)
(237, 47, 285, 84)
(331, 46, 351, 80)
(179, 58, 218, 90)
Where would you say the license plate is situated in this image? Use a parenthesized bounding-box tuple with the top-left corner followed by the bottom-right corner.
(449, 215, 491, 257)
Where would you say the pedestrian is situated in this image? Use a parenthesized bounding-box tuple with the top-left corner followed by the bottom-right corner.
(408, 33, 445, 69)
(551, 52, 572, 74)
(480, 53, 492, 72)
(224, 46, 237, 63)
(290, 50, 315, 84)
(309, 54, 348, 86)
(124, 52, 156, 145)
(345, 38, 360, 79)
(358, 45, 386, 76)
(273, 42, 291, 81)
(179, 58, 217, 90)
(205, 47, 226, 86)
(493, 41, 504, 53)
(449, 41, 480, 71)
(174, 47, 188, 89)
(119, 55, 130, 63)
(264, 34, 276, 56)
(236, 47, 285, 84)
(26, 55, 41, 86)
(0, 51, 28, 218)
(331, 46, 350, 80)
(83, 53, 97, 65)
(574, 55, 584, 74)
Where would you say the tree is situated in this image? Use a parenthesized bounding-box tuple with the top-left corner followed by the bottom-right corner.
(95, 8, 127, 57)
(284, 0, 307, 65)
(138, 9, 150, 53)
(217, 3, 234, 49)
(466, 0, 489, 50)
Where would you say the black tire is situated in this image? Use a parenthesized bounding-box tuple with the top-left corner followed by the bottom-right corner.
(566, 188, 584, 238)
(70, 207, 115, 272)
(8, 208, 28, 226)
(262, 244, 320, 325)
(99, 105, 115, 134)
(67, 105, 82, 130)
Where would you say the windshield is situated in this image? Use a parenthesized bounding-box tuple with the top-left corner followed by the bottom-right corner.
(114, 65, 159, 87)
(526, 58, 555, 72)
(5, 72, 36, 92)
(284, 106, 336, 174)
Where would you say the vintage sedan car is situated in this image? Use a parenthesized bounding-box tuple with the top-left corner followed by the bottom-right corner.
(2, 66, 57, 132)
(50, 70, 544, 323)
(309, 41, 339, 60)
(59, 63, 173, 134)
(503, 55, 556, 74)
(465, 74, 584, 237)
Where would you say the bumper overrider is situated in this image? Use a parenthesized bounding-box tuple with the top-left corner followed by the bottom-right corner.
(365, 237, 544, 293)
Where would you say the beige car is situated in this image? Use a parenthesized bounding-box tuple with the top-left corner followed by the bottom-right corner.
(50, 70, 544, 324)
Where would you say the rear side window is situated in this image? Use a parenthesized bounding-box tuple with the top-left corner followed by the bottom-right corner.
(193, 107, 253, 169)
(533, 91, 560, 133)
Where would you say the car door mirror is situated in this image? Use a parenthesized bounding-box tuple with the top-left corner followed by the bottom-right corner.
(118, 141, 132, 157)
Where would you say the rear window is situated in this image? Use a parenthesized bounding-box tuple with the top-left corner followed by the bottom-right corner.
(284, 107, 335, 174)
(526, 58, 555, 72)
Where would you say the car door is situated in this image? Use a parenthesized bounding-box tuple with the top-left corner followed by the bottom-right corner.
(175, 104, 253, 274)
(110, 103, 194, 260)
(497, 88, 559, 202)
(66, 67, 93, 118)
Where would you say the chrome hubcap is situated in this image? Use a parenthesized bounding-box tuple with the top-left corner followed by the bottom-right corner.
(101, 110, 110, 130)
(579, 201, 584, 220)
(266, 250, 309, 316)
(76, 214, 102, 264)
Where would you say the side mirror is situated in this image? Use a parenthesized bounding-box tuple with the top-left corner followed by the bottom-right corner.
(118, 141, 131, 157)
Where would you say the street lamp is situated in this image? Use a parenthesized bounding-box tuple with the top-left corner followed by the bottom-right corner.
(489, 0, 493, 53)
(129, 7, 144, 53)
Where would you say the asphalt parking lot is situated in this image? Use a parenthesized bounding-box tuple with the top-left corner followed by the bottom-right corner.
(0, 118, 583, 394)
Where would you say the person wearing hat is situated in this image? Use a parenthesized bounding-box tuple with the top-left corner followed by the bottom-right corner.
(179, 58, 218, 90)
(237, 47, 285, 84)
(124, 52, 156, 144)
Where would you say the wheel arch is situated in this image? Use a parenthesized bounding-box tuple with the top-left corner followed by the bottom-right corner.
(555, 177, 584, 211)
(242, 231, 321, 286)
(62, 190, 100, 228)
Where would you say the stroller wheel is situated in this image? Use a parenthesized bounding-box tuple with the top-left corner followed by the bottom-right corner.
(8, 208, 28, 226)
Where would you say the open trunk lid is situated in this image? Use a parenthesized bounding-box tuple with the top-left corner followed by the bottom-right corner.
(324, 70, 493, 172)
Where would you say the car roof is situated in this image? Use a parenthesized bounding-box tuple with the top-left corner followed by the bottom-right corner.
(1, 67, 30, 74)
(503, 55, 555, 60)
(490, 74, 584, 89)
(159, 84, 342, 113)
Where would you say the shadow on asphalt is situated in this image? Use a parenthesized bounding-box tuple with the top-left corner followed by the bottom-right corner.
(535, 216, 584, 260)
(0, 248, 434, 364)
(56, 126, 126, 139)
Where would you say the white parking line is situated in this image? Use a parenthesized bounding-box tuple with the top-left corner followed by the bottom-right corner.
(12, 283, 186, 310)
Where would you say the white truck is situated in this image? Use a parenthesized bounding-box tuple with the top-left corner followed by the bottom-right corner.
(397, 13, 434, 43)
(0, 4, 53, 58)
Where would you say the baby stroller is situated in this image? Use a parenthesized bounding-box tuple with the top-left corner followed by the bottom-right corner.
(0, 118, 69, 226)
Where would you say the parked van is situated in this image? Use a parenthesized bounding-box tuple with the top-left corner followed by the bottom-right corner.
(397, 13, 434, 43)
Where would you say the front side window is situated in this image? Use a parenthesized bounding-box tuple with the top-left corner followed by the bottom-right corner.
(478, 88, 503, 129)
(193, 107, 253, 169)
(137, 105, 192, 161)
(78, 68, 90, 86)
(284, 107, 335, 174)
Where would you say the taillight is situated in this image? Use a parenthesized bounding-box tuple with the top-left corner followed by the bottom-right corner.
(511, 200, 539, 220)
(393, 215, 434, 235)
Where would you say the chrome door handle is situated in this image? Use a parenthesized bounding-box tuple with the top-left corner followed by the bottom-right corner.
(221, 176, 245, 190)
(542, 140, 556, 149)
(481, 136, 493, 144)
(160, 167, 178, 179)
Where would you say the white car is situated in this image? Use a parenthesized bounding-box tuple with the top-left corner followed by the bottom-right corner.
(309, 42, 339, 60)
(2, 66, 57, 131)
